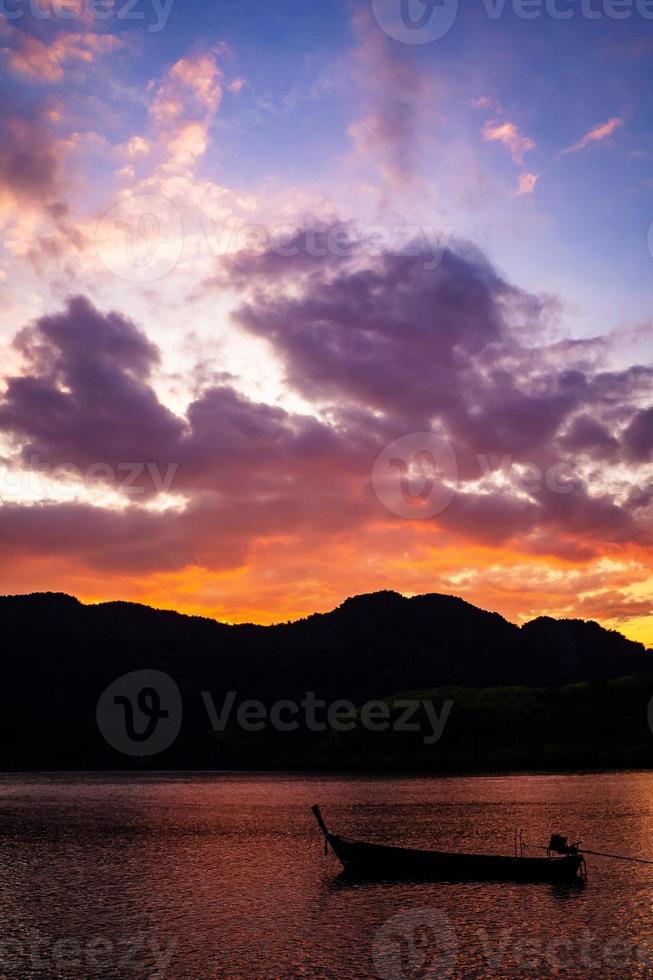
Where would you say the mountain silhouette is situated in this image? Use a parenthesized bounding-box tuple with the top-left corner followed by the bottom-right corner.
(0, 590, 650, 770)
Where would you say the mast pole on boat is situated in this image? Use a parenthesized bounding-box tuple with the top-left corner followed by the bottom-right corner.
(311, 805, 330, 854)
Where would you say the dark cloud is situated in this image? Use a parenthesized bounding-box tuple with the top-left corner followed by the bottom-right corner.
(0, 104, 60, 205)
(559, 414, 620, 459)
(622, 407, 653, 462)
(229, 244, 519, 426)
(226, 232, 652, 477)
(227, 238, 584, 479)
(0, 297, 185, 475)
(0, 502, 192, 573)
(1, 225, 652, 577)
(0, 296, 381, 504)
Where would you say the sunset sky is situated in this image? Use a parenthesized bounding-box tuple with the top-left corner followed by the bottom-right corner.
(0, 0, 652, 643)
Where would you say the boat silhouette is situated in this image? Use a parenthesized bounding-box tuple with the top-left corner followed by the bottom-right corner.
(312, 806, 586, 884)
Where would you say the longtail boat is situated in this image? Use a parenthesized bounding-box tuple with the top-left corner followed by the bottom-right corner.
(311, 806, 586, 884)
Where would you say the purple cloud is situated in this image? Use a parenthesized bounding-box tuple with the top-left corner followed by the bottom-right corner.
(0, 297, 185, 475)
(1, 227, 652, 576)
(622, 407, 653, 462)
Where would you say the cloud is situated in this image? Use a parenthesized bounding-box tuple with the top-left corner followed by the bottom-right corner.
(1, 231, 652, 589)
(347, 8, 435, 192)
(117, 136, 151, 159)
(146, 50, 224, 173)
(515, 172, 538, 196)
(482, 121, 536, 165)
(166, 121, 209, 167)
(0, 502, 193, 573)
(224, 232, 553, 451)
(150, 52, 223, 125)
(221, 225, 652, 547)
(472, 96, 500, 112)
(0, 103, 62, 211)
(574, 589, 653, 622)
(560, 117, 623, 155)
(0, 294, 374, 506)
(559, 414, 619, 460)
(622, 407, 653, 462)
(0, 20, 123, 83)
(0, 296, 185, 478)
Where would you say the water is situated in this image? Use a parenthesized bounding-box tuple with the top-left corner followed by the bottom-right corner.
(0, 772, 651, 978)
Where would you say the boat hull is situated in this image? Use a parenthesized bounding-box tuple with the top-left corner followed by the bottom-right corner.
(327, 834, 584, 883)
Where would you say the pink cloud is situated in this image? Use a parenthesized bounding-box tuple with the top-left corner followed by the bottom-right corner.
(0, 21, 123, 83)
(560, 117, 623, 155)
(150, 53, 223, 125)
(347, 9, 434, 192)
(165, 121, 209, 167)
(482, 121, 536, 165)
(123, 137, 151, 158)
(472, 96, 501, 113)
(515, 172, 538, 196)
(146, 51, 225, 172)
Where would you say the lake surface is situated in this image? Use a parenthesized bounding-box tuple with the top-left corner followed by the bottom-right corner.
(0, 772, 651, 978)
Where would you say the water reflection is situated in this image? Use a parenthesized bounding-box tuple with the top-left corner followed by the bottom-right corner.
(0, 772, 649, 977)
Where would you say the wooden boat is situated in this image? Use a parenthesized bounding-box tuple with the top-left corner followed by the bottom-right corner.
(311, 806, 586, 884)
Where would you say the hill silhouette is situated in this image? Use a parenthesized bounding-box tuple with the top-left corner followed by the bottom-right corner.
(0, 590, 650, 770)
